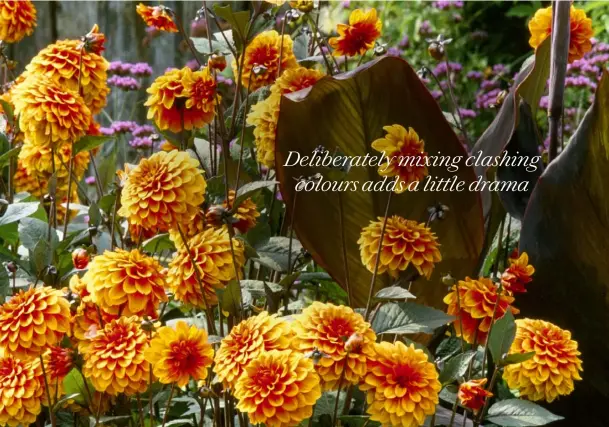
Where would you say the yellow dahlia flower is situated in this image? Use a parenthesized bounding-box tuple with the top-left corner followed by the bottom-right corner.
(503, 318, 583, 403)
(12, 74, 91, 148)
(371, 125, 429, 193)
(458, 378, 492, 412)
(214, 311, 293, 389)
(118, 150, 207, 234)
(167, 226, 244, 309)
(168, 209, 207, 249)
(234, 349, 322, 427)
(329, 8, 382, 57)
(361, 342, 440, 427)
(145, 321, 214, 387)
(0, 355, 43, 427)
(358, 215, 441, 280)
(0, 286, 70, 358)
(136, 3, 177, 33)
(25, 38, 110, 114)
(82, 316, 150, 396)
(72, 299, 118, 352)
(529, 6, 594, 63)
(292, 302, 376, 390)
(145, 66, 219, 133)
(270, 66, 325, 96)
(0, 0, 37, 43)
(220, 189, 260, 234)
(443, 277, 519, 345)
(232, 30, 297, 91)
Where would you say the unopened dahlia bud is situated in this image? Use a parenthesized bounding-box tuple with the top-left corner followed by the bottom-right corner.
(208, 53, 227, 72)
(72, 248, 90, 270)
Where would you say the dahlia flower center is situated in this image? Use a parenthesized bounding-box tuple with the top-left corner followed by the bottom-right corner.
(344, 24, 376, 49)
(192, 80, 215, 103)
(327, 318, 355, 342)
(250, 46, 279, 68)
(394, 364, 422, 388)
(170, 341, 204, 370)
(252, 366, 282, 390)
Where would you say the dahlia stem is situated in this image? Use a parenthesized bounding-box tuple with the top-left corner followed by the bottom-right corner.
(89, 154, 104, 201)
(277, 15, 287, 79)
(234, 78, 253, 194)
(338, 192, 353, 306)
(149, 368, 155, 427)
(39, 355, 57, 427)
(283, 191, 299, 314)
(161, 384, 176, 427)
(78, 369, 94, 410)
(306, 14, 338, 75)
(473, 366, 500, 427)
(443, 52, 469, 145)
(332, 358, 349, 427)
(136, 394, 145, 427)
(364, 190, 394, 321)
(448, 398, 459, 427)
(175, 12, 202, 68)
(205, 6, 238, 59)
(421, 66, 461, 138)
(453, 279, 466, 353)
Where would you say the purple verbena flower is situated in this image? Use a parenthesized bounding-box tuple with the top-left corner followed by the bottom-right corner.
(132, 124, 155, 137)
(100, 127, 115, 136)
(111, 121, 138, 134)
(129, 136, 154, 149)
(432, 0, 463, 10)
(434, 61, 462, 75)
(466, 71, 483, 80)
(85, 176, 96, 185)
(387, 47, 401, 57)
(108, 61, 132, 76)
(419, 20, 433, 37)
(108, 75, 141, 91)
(399, 35, 410, 49)
(131, 62, 153, 77)
(458, 108, 477, 119)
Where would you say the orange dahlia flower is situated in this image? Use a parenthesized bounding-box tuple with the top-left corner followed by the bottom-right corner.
(83, 249, 168, 317)
(214, 311, 293, 389)
(168, 209, 207, 249)
(329, 8, 382, 57)
(361, 341, 440, 427)
(82, 316, 151, 396)
(41, 345, 75, 407)
(292, 302, 376, 390)
(221, 189, 260, 234)
(136, 3, 177, 33)
(0, 355, 43, 427)
(443, 277, 519, 345)
(358, 215, 441, 280)
(0, 286, 71, 358)
(12, 74, 91, 147)
(118, 150, 207, 234)
(145, 66, 219, 133)
(528, 6, 594, 63)
(232, 30, 297, 91)
(82, 24, 105, 54)
(0, 0, 37, 43)
(145, 321, 214, 387)
(501, 252, 535, 294)
(234, 349, 322, 427)
(167, 226, 244, 309)
(503, 318, 583, 403)
(72, 299, 118, 352)
(458, 378, 492, 412)
(25, 38, 110, 115)
(270, 66, 325, 96)
(371, 125, 429, 193)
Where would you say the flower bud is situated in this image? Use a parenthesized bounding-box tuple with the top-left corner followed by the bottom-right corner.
(208, 53, 227, 72)
(289, 0, 314, 12)
(72, 248, 90, 270)
(428, 42, 445, 61)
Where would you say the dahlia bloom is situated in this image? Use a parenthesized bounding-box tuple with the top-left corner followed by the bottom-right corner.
(145, 66, 219, 133)
(118, 150, 207, 234)
(234, 349, 322, 427)
(25, 38, 110, 115)
(214, 311, 293, 389)
(72, 299, 118, 352)
(269, 66, 325, 96)
(371, 125, 429, 193)
(329, 8, 382, 57)
(443, 277, 519, 345)
(503, 319, 583, 403)
(83, 249, 168, 316)
(0, 286, 71, 358)
(41, 345, 75, 407)
(167, 227, 244, 309)
(458, 378, 492, 412)
(501, 252, 535, 294)
(221, 189, 260, 234)
(358, 215, 442, 279)
(82, 316, 151, 396)
(0, 0, 37, 43)
(247, 93, 281, 168)
(529, 6, 594, 63)
(136, 3, 177, 33)
(232, 30, 297, 91)
(0, 356, 43, 427)
(145, 321, 214, 387)
(292, 302, 376, 390)
(361, 342, 441, 427)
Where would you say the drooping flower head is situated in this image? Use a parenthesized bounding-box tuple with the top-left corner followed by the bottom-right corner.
(83, 249, 168, 316)
(361, 342, 441, 427)
(82, 24, 106, 54)
(167, 227, 244, 309)
(0, 356, 43, 427)
(214, 311, 293, 390)
(329, 8, 382, 57)
(0, 286, 71, 358)
(232, 30, 297, 91)
(145, 321, 214, 387)
(136, 3, 178, 33)
(234, 349, 322, 427)
(458, 378, 492, 412)
(82, 316, 151, 396)
(443, 277, 519, 345)
(528, 6, 594, 63)
(503, 319, 583, 403)
(371, 125, 429, 193)
(0, 0, 37, 43)
(25, 38, 110, 115)
(118, 150, 207, 234)
(145, 66, 220, 133)
(220, 189, 260, 234)
(292, 302, 376, 390)
(358, 215, 442, 280)
(501, 252, 535, 294)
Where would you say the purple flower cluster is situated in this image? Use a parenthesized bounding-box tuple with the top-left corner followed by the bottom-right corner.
(459, 108, 477, 119)
(108, 61, 153, 77)
(108, 75, 141, 91)
(85, 176, 96, 185)
(432, 0, 463, 10)
(129, 136, 154, 149)
(473, 65, 508, 110)
(132, 124, 155, 137)
(101, 121, 138, 135)
(466, 71, 483, 80)
(434, 61, 463, 76)
(419, 21, 433, 37)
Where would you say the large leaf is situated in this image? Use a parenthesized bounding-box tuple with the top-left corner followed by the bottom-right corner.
(0, 202, 39, 226)
(518, 70, 609, 425)
(275, 56, 483, 309)
(371, 302, 453, 335)
(487, 399, 563, 426)
(487, 310, 516, 364)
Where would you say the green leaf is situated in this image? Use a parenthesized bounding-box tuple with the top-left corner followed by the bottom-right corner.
(0, 202, 39, 226)
(374, 285, 416, 301)
(191, 37, 231, 55)
(212, 4, 250, 42)
(0, 146, 19, 169)
(487, 399, 564, 426)
(73, 135, 113, 155)
(98, 193, 117, 215)
(19, 218, 58, 252)
(312, 391, 348, 424)
(52, 393, 81, 413)
(488, 311, 516, 364)
(298, 272, 332, 282)
(339, 415, 381, 427)
(506, 4, 536, 18)
(193, 138, 214, 175)
(142, 233, 175, 253)
(371, 302, 454, 335)
(31, 239, 50, 275)
(439, 350, 476, 385)
(253, 236, 302, 273)
(518, 38, 551, 116)
(500, 351, 535, 366)
(62, 369, 89, 406)
(232, 180, 278, 211)
(0, 99, 14, 127)
(218, 280, 251, 315)
(88, 202, 102, 227)
(163, 420, 193, 427)
(245, 221, 271, 248)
